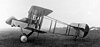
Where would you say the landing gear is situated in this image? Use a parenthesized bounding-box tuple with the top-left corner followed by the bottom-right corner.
(20, 34, 28, 42)
(20, 27, 35, 42)
(20, 28, 27, 42)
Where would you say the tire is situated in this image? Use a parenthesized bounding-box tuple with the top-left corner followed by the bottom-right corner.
(20, 34, 28, 43)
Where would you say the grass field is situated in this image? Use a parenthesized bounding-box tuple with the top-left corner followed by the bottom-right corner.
(0, 28, 100, 47)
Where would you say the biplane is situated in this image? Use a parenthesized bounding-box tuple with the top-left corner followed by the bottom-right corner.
(5, 6, 90, 42)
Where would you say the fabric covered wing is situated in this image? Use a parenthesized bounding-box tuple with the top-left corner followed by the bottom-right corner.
(28, 6, 53, 17)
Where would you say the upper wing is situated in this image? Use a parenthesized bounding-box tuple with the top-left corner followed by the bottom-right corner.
(28, 6, 53, 17)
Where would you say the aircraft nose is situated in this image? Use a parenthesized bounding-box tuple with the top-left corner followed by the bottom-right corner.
(5, 16, 17, 25)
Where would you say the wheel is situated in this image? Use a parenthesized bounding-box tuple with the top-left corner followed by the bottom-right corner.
(20, 35, 27, 42)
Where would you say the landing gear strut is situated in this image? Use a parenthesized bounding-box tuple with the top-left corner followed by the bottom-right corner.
(20, 27, 34, 42)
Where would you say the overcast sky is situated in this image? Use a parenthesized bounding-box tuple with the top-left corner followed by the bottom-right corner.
(0, 0, 100, 29)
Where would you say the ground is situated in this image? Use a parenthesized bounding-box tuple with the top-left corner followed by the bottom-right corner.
(0, 28, 100, 47)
